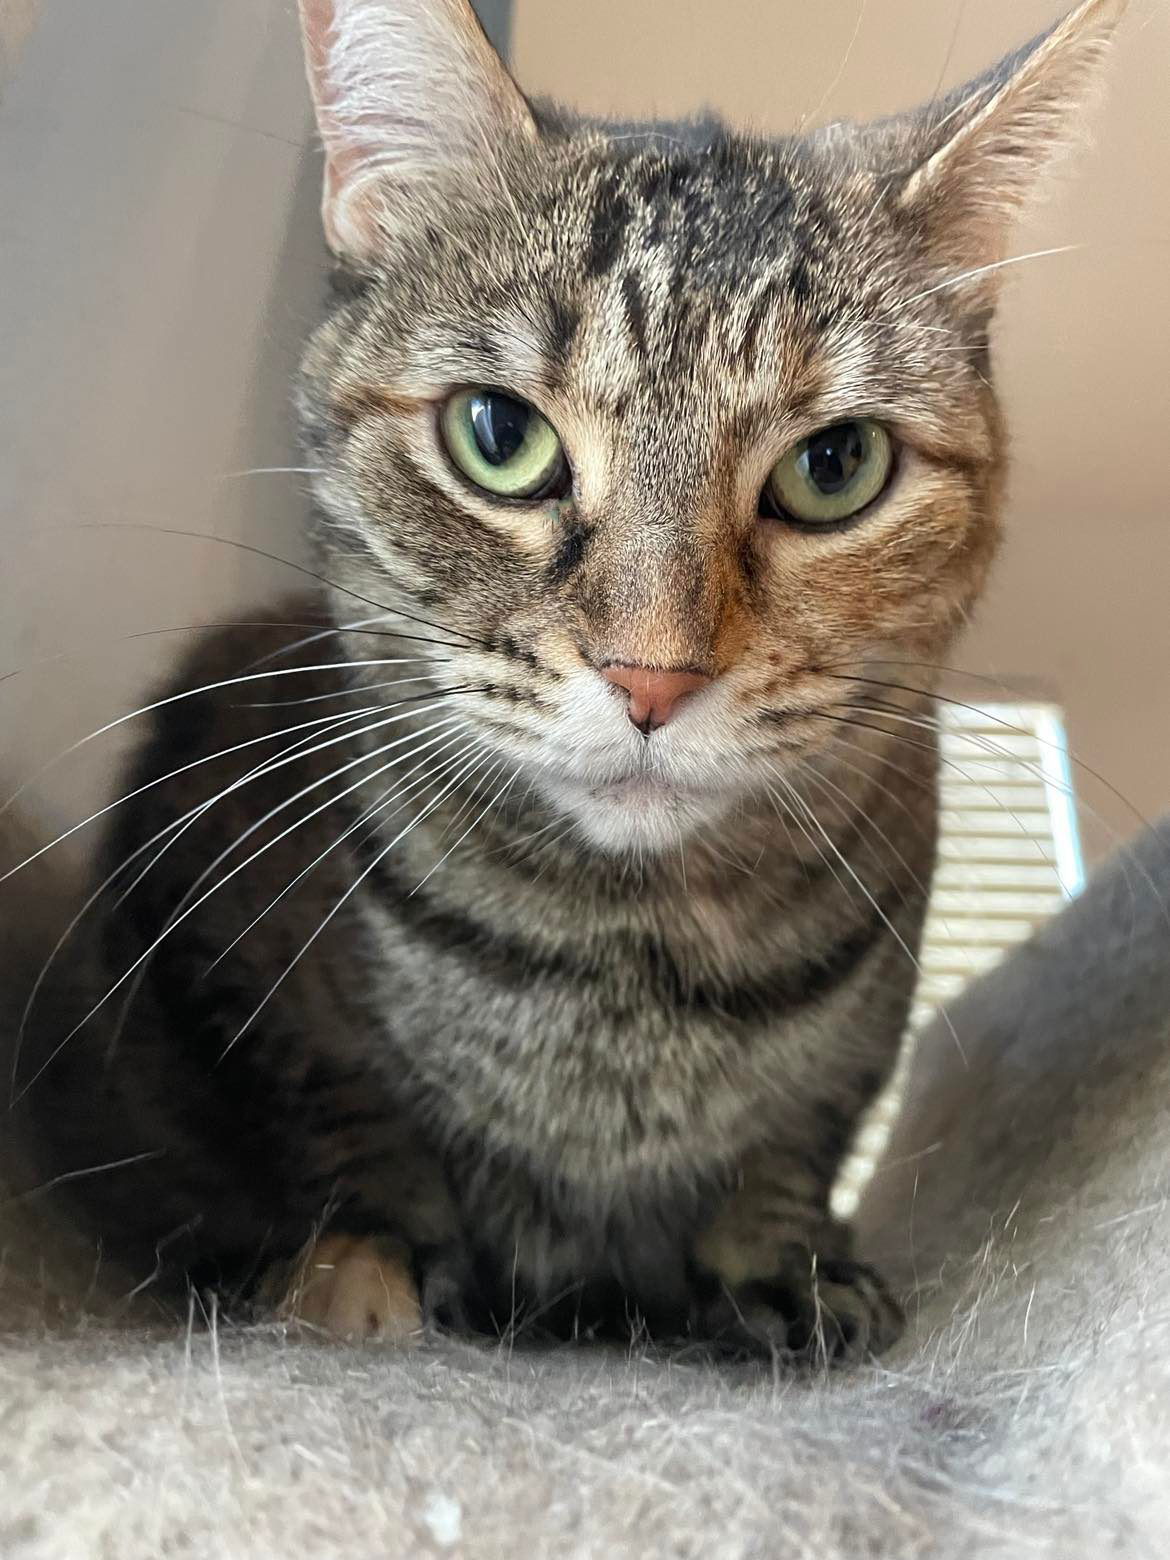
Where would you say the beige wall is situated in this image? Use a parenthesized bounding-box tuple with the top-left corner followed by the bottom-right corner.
(512, 0, 1170, 853)
(0, 0, 40, 82)
(0, 0, 1165, 862)
(0, 0, 321, 847)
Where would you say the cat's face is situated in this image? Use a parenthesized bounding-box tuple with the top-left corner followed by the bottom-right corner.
(296, 0, 1119, 855)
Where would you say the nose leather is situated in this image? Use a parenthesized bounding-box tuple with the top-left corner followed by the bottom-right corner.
(601, 663, 712, 734)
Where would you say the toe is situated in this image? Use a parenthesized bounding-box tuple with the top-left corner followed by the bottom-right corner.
(280, 1233, 422, 1343)
(691, 1250, 903, 1364)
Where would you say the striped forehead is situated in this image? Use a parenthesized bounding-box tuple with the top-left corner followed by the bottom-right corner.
(560, 266, 859, 493)
(573, 256, 810, 398)
(557, 148, 856, 412)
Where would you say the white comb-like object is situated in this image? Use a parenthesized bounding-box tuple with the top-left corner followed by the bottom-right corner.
(834, 701, 1083, 1218)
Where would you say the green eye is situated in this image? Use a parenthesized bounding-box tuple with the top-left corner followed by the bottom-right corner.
(440, 388, 568, 500)
(763, 419, 894, 526)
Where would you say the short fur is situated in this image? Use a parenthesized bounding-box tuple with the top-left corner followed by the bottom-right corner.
(22, 0, 1123, 1357)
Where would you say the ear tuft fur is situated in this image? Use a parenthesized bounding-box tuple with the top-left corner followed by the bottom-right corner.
(298, 0, 535, 263)
(897, 0, 1126, 284)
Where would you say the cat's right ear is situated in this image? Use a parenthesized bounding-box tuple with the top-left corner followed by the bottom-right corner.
(297, 0, 536, 264)
(888, 0, 1125, 291)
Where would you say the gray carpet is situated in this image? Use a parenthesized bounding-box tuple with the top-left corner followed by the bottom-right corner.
(2, 818, 1168, 1559)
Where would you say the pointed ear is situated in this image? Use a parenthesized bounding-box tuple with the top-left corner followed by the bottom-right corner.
(297, 0, 536, 263)
(895, 0, 1125, 289)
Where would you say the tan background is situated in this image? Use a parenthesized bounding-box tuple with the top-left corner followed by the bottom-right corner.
(0, 0, 1166, 861)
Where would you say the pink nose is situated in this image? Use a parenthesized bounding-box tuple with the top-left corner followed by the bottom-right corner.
(601, 663, 712, 734)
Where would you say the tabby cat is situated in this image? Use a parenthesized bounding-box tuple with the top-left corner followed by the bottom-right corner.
(25, 0, 1122, 1359)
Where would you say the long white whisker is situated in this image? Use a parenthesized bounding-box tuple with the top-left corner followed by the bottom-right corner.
(217, 738, 499, 1060)
(834, 703, 1083, 888)
(884, 244, 1083, 312)
(0, 618, 421, 693)
(831, 703, 1164, 941)
(488, 814, 563, 862)
(242, 671, 451, 709)
(9, 704, 387, 1098)
(0, 703, 387, 888)
(410, 761, 520, 895)
(242, 611, 402, 674)
(771, 770, 967, 1065)
(104, 705, 407, 916)
(10, 711, 473, 1104)
(809, 740, 935, 839)
(219, 466, 322, 479)
(68, 521, 483, 648)
(797, 764, 932, 906)
(125, 704, 474, 926)
(821, 717, 1082, 927)
(242, 612, 466, 674)
(765, 777, 857, 905)
(0, 659, 464, 827)
(798, 0, 866, 130)
(203, 728, 483, 970)
(813, 731, 1065, 957)
(127, 713, 472, 960)
(423, 746, 501, 850)
(432, 743, 502, 845)
(503, 818, 578, 877)
(101, 721, 479, 1066)
(2, 1149, 167, 1207)
(829, 668, 1158, 842)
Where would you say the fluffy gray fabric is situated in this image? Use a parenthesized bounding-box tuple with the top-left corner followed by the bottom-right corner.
(1, 817, 1168, 1559)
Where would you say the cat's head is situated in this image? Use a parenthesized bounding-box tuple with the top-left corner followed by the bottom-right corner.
(296, 0, 1121, 855)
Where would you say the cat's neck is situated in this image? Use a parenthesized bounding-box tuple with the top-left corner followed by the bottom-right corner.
(350, 712, 939, 950)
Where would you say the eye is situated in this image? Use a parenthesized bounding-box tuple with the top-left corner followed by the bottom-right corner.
(761, 418, 894, 527)
(440, 388, 569, 500)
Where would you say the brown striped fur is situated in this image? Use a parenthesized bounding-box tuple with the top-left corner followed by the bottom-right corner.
(24, 0, 1123, 1357)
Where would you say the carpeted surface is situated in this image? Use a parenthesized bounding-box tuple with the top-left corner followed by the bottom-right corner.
(2, 818, 1168, 1559)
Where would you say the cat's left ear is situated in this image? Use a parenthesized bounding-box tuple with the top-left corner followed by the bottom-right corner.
(894, 0, 1125, 287)
(298, 0, 536, 264)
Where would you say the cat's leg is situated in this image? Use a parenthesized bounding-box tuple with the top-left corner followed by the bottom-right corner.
(260, 1125, 481, 1342)
(688, 915, 922, 1363)
(690, 1146, 903, 1363)
(264, 1217, 478, 1342)
(274, 1231, 422, 1341)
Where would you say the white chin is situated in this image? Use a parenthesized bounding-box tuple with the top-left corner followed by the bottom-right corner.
(537, 774, 734, 856)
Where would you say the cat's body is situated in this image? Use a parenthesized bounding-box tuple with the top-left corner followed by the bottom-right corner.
(25, 0, 1122, 1356)
(41, 605, 930, 1341)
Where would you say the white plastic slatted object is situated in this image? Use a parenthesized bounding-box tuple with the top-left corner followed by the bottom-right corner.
(832, 701, 1082, 1218)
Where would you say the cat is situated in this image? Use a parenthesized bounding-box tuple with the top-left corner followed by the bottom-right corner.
(20, 0, 1122, 1359)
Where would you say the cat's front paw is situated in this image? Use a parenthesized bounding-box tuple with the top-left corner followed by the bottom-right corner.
(691, 1245, 903, 1364)
(276, 1232, 423, 1342)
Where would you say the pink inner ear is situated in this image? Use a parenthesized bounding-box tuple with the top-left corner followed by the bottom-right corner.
(897, 0, 1123, 274)
(295, 0, 535, 261)
(298, 0, 341, 124)
(297, 0, 409, 257)
(299, 0, 370, 183)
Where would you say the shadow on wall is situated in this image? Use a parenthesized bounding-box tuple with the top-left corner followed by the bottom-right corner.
(0, 0, 41, 84)
(0, 0, 333, 846)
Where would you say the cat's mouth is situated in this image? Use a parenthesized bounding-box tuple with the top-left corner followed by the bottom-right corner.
(533, 763, 735, 855)
(586, 772, 706, 804)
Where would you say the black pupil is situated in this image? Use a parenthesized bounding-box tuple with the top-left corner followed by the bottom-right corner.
(804, 421, 864, 495)
(469, 392, 530, 466)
